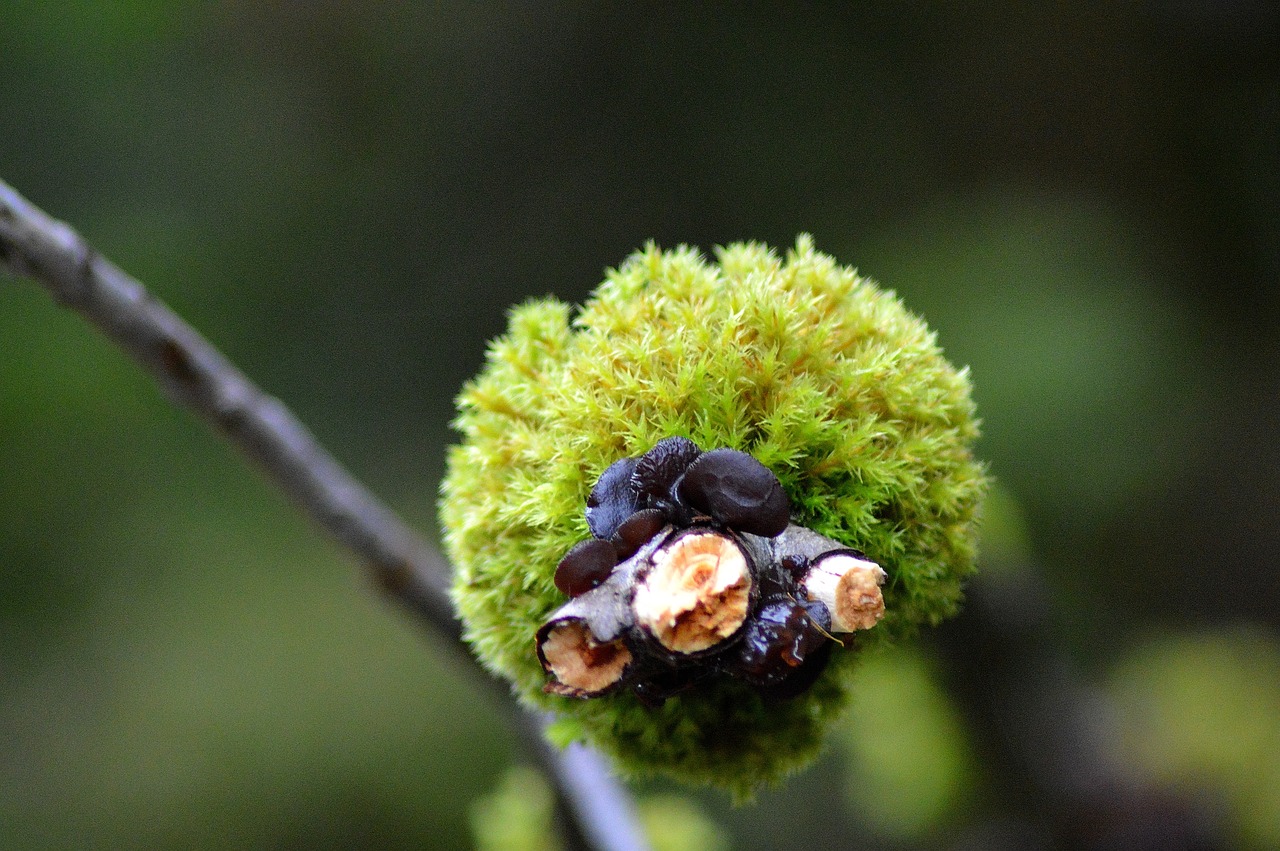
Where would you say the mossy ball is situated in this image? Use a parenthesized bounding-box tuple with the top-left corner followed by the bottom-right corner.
(441, 236, 986, 795)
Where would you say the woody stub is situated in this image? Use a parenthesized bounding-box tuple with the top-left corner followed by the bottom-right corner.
(537, 437, 887, 704)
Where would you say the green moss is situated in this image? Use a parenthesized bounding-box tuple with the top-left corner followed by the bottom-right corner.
(440, 236, 986, 794)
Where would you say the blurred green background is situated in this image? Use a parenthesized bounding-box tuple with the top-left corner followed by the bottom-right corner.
(3, 3, 1278, 848)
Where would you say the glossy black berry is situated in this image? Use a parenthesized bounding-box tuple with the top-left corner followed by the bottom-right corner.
(585, 456, 640, 539)
(677, 448, 790, 537)
(554, 537, 620, 597)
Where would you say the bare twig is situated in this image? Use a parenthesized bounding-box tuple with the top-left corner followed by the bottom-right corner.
(0, 177, 650, 851)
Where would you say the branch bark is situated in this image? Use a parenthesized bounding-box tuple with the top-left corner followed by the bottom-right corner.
(0, 177, 649, 851)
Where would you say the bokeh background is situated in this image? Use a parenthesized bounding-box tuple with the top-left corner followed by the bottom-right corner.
(3, 3, 1279, 849)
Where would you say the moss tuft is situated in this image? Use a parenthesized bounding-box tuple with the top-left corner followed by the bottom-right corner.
(441, 236, 986, 793)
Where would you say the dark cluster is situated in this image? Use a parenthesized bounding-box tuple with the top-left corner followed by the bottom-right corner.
(555, 437, 789, 597)
(551, 437, 839, 703)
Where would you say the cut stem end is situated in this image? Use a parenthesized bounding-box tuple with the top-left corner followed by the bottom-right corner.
(540, 620, 633, 697)
(632, 530, 754, 654)
(802, 552, 887, 632)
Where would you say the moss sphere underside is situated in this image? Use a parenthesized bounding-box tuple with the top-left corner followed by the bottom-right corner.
(440, 237, 986, 793)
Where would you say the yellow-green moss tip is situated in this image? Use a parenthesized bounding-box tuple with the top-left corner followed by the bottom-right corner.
(440, 236, 986, 794)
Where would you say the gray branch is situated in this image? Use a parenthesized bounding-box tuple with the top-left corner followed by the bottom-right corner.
(0, 177, 649, 851)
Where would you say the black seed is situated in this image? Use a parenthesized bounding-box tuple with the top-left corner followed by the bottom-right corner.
(585, 456, 639, 539)
(676, 448, 790, 536)
(632, 436, 702, 509)
(611, 508, 668, 560)
(554, 538, 619, 597)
